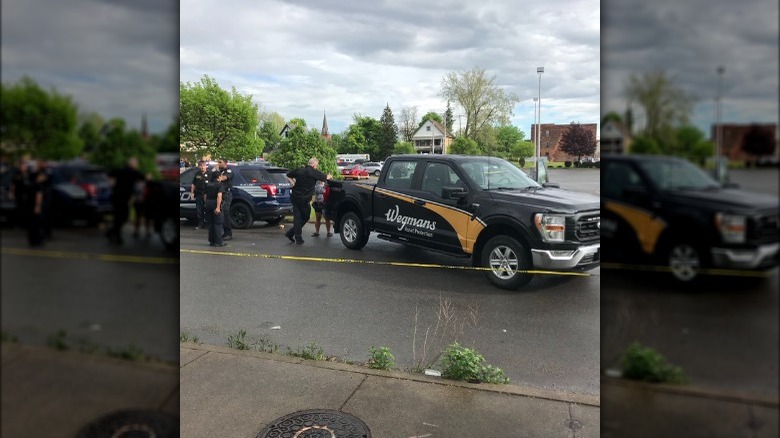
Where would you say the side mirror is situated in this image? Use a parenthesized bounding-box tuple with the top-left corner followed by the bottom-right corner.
(442, 186, 468, 200)
(542, 182, 560, 188)
(722, 182, 740, 189)
(535, 158, 549, 185)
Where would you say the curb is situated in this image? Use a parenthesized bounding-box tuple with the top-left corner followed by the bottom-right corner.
(601, 375, 778, 408)
(181, 343, 600, 407)
(3, 343, 179, 373)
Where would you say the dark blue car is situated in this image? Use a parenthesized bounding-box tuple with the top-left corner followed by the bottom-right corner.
(180, 163, 293, 228)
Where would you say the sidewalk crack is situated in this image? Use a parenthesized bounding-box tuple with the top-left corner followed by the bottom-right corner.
(565, 402, 583, 438)
(339, 375, 368, 411)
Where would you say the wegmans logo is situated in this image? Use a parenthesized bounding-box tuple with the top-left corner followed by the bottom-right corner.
(385, 205, 436, 235)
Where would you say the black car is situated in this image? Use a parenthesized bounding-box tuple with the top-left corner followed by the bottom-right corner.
(601, 154, 779, 282)
(180, 163, 293, 228)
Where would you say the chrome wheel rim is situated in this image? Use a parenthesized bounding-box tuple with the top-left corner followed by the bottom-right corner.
(669, 244, 700, 281)
(489, 245, 519, 280)
(343, 218, 358, 243)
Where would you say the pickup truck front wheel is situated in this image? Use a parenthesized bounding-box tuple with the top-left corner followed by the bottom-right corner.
(340, 211, 368, 250)
(481, 236, 533, 290)
(665, 240, 704, 282)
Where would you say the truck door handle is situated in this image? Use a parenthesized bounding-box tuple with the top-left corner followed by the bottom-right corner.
(414, 200, 426, 206)
(377, 193, 388, 199)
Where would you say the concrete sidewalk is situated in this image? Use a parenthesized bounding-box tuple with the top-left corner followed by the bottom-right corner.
(3, 342, 777, 437)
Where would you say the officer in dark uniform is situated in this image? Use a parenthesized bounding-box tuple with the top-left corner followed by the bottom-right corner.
(9, 157, 33, 230)
(205, 170, 227, 247)
(285, 157, 331, 245)
(190, 160, 209, 229)
(215, 159, 234, 241)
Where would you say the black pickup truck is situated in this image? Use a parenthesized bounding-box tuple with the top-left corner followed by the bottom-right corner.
(600, 154, 779, 282)
(325, 155, 600, 290)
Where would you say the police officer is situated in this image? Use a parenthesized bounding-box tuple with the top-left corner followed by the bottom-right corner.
(205, 169, 227, 247)
(215, 159, 234, 241)
(285, 157, 332, 245)
(190, 160, 209, 229)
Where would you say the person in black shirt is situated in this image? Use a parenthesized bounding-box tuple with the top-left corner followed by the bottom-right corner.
(285, 157, 331, 245)
(107, 157, 146, 245)
(205, 171, 227, 247)
(190, 160, 210, 229)
(9, 157, 33, 230)
(26, 164, 47, 246)
(214, 159, 235, 240)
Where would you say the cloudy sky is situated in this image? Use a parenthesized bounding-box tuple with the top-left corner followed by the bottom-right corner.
(1, 0, 179, 134)
(602, 0, 779, 138)
(180, 0, 600, 137)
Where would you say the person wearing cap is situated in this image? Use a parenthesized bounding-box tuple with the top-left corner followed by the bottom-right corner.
(205, 170, 227, 247)
(285, 157, 331, 245)
(214, 159, 234, 241)
(190, 160, 210, 229)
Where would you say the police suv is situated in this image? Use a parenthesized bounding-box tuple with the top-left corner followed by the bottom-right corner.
(180, 163, 293, 228)
(325, 155, 600, 290)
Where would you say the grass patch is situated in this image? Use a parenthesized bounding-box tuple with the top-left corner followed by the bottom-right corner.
(439, 341, 509, 384)
(105, 343, 145, 362)
(367, 346, 396, 370)
(180, 332, 200, 344)
(287, 342, 326, 361)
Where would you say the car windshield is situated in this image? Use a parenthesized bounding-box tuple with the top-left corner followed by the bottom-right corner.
(637, 159, 721, 191)
(460, 158, 541, 191)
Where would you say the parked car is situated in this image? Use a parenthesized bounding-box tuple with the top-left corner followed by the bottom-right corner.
(340, 164, 370, 180)
(361, 161, 383, 177)
(180, 163, 293, 229)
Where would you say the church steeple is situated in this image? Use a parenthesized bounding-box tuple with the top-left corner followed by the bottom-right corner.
(321, 111, 331, 140)
(141, 113, 150, 141)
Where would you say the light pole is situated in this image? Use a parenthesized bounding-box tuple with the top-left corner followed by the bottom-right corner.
(533, 97, 538, 164)
(536, 66, 544, 176)
(715, 66, 725, 163)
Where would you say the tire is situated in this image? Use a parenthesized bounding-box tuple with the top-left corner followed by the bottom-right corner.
(373, 170, 381, 177)
(665, 240, 705, 282)
(159, 216, 179, 251)
(229, 202, 253, 229)
(340, 211, 368, 250)
(481, 235, 533, 290)
(265, 215, 284, 226)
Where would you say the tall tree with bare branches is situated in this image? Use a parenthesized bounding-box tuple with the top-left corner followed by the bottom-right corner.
(398, 106, 418, 142)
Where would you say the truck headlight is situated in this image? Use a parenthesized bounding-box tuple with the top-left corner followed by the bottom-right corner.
(715, 213, 746, 243)
(535, 214, 566, 243)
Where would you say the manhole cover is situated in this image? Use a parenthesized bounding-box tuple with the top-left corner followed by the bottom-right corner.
(75, 410, 179, 438)
(256, 409, 371, 438)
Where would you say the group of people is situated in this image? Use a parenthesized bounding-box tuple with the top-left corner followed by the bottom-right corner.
(189, 159, 234, 247)
(188, 156, 333, 248)
(8, 156, 53, 247)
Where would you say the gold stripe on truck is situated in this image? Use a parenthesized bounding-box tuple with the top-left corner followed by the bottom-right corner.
(358, 184, 486, 254)
(604, 200, 667, 254)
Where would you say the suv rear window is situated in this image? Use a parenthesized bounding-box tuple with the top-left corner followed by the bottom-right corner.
(238, 168, 271, 184)
(265, 168, 291, 184)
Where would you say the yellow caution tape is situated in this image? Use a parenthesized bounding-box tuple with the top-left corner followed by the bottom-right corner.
(601, 262, 775, 278)
(2, 247, 178, 265)
(180, 248, 595, 277)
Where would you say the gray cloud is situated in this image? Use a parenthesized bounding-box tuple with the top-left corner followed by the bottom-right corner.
(181, 0, 600, 136)
(601, 0, 779, 136)
(1, 0, 178, 133)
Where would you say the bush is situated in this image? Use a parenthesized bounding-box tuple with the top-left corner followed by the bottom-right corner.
(621, 342, 689, 384)
(367, 346, 396, 370)
(440, 342, 509, 384)
(594, 161, 600, 168)
(564, 161, 572, 168)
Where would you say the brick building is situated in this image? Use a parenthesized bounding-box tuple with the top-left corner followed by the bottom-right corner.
(711, 123, 777, 162)
(530, 123, 598, 162)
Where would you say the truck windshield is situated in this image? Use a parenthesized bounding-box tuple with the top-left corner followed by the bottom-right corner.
(460, 158, 541, 191)
(637, 159, 721, 191)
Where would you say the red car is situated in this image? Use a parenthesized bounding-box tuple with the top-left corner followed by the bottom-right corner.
(340, 164, 369, 180)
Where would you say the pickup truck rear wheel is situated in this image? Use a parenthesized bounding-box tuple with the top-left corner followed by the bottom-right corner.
(340, 211, 368, 250)
(481, 236, 533, 290)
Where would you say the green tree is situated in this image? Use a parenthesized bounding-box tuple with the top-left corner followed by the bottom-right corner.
(1, 76, 83, 160)
(393, 141, 415, 155)
(155, 120, 181, 153)
(257, 110, 286, 153)
(601, 111, 623, 126)
(674, 125, 712, 163)
(347, 115, 382, 159)
(378, 104, 398, 161)
(89, 118, 155, 174)
(559, 123, 598, 161)
(741, 124, 776, 160)
(449, 136, 481, 155)
(495, 125, 525, 156)
(511, 141, 535, 161)
(180, 75, 259, 159)
(77, 112, 105, 155)
(444, 101, 455, 134)
(624, 70, 696, 144)
(269, 123, 338, 177)
(418, 111, 443, 128)
(440, 66, 520, 141)
(629, 136, 662, 155)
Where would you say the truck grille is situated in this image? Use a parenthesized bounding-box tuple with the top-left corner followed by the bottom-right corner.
(575, 213, 600, 242)
(751, 213, 780, 241)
